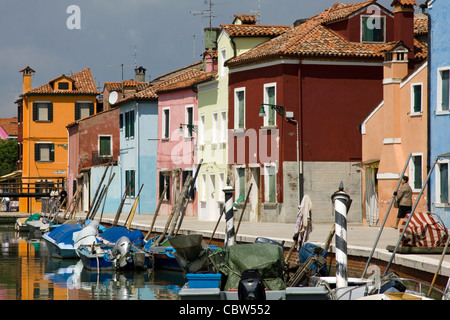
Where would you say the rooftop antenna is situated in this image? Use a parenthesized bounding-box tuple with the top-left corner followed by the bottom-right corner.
(191, 0, 216, 70)
(251, 0, 261, 24)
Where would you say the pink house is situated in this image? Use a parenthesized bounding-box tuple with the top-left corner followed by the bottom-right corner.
(156, 62, 216, 218)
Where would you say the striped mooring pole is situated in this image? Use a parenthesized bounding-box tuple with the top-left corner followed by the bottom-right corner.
(331, 182, 352, 289)
(223, 184, 235, 249)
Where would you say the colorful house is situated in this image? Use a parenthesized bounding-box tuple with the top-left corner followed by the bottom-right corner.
(17, 67, 98, 213)
(67, 107, 121, 214)
(156, 61, 216, 218)
(0, 118, 18, 140)
(225, 0, 427, 223)
(361, 41, 428, 227)
(197, 15, 289, 221)
(428, 0, 450, 226)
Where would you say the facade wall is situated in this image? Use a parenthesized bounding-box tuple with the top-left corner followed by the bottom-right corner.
(429, 0, 450, 226)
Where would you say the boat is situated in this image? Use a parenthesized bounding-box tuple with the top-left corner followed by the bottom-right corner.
(144, 235, 182, 271)
(43, 220, 100, 258)
(15, 213, 42, 232)
(76, 237, 151, 271)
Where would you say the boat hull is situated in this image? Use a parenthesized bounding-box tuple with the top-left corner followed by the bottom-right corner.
(77, 247, 152, 271)
(43, 233, 78, 259)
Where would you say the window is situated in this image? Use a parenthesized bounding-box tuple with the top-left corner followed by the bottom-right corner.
(218, 172, 225, 202)
(263, 83, 277, 126)
(236, 167, 245, 199)
(35, 143, 54, 162)
(234, 88, 245, 129)
(159, 172, 170, 201)
(75, 102, 94, 120)
(182, 170, 194, 199)
(437, 161, 449, 204)
(162, 108, 170, 139)
(199, 114, 205, 146)
(58, 82, 69, 90)
(409, 154, 422, 192)
(220, 48, 227, 78)
(212, 112, 218, 143)
(361, 16, 385, 43)
(124, 110, 135, 138)
(438, 68, 450, 113)
(209, 173, 216, 200)
(33, 102, 53, 122)
(220, 110, 227, 143)
(201, 173, 207, 202)
(264, 164, 276, 203)
(119, 113, 124, 129)
(125, 170, 135, 197)
(185, 105, 194, 138)
(99, 135, 112, 157)
(411, 83, 422, 115)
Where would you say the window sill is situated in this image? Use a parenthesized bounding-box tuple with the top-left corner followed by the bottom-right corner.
(261, 125, 278, 130)
(409, 112, 422, 117)
(436, 110, 450, 116)
(434, 203, 450, 208)
(232, 128, 246, 133)
(263, 202, 277, 208)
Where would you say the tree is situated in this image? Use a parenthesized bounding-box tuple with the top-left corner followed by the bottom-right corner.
(0, 139, 17, 177)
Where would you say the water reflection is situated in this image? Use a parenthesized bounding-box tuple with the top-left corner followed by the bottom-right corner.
(0, 225, 185, 300)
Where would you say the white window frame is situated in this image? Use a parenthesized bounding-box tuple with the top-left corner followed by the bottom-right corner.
(234, 87, 246, 130)
(199, 114, 205, 146)
(220, 110, 227, 143)
(201, 173, 207, 202)
(410, 83, 423, 116)
(218, 171, 225, 202)
(436, 159, 450, 205)
(263, 83, 277, 127)
(220, 48, 227, 78)
(162, 107, 170, 140)
(360, 14, 386, 43)
(264, 163, 277, 203)
(437, 67, 450, 115)
(409, 153, 423, 192)
(184, 104, 194, 138)
(212, 112, 218, 144)
(98, 134, 112, 157)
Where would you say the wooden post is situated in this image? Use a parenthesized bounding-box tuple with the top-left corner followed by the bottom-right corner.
(145, 184, 168, 241)
(125, 184, 144, 229)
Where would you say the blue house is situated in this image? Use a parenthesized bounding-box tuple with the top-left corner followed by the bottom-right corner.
(115, 86, 159, 215)
(428, 0, 450, 226)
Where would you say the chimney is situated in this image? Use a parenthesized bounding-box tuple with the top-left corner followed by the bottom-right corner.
(391, 0, 417, 63)
(20, 66, 35, 94)
(135, 66, 147, 82)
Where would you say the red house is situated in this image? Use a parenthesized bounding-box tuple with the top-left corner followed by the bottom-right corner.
(225, 0, 426, 223)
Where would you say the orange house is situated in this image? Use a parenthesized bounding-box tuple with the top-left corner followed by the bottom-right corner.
(361, 41, 428, 227)
(17, 67, 98, 213)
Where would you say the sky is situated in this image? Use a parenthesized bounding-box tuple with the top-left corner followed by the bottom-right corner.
(0, 0, 425, 118)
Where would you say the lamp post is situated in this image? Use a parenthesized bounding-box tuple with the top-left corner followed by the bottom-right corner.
(259, 103, 302, 206)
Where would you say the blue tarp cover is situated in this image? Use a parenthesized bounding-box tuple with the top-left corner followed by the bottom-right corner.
(100, 226, 144, 246)
(46, 224, 82, 244)
(298, 242, 328, 276)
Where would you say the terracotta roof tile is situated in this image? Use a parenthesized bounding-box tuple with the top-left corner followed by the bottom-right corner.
(414, 14, 428, 35)
(220, 24, 290, 37)
(226, 1, 427, 67)
(391, 0, 417, 6)
(23, 68, 98, 96)
(0, 118, 18, 137)
(233, 14, 258, 25)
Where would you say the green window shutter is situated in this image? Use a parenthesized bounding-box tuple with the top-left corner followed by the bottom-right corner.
(268, 168, 276, 202)
(238, 91, 245, 128)
(48, 103, 53, 121)
(413, 85, 422, 113)
(238, 168, 245, 198)
(130, 110, 135, 137)
(125, 111, 130, 138)
(89, 102, 95, 116)
(120, 113, 123, 129)
(34, 144, 40, 161)
(413, 156, 422, 190)
(99, 136, 111, 156)
(267, 86, 275, 126)
(442, 70, 449, 111)
(50, 143, 55, 162)
(440, 163, 448, 203)
(33, 103, 38, 121)
(75, 103, 80, 120)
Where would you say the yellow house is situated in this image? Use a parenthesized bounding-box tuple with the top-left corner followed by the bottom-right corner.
(17, 66, 98, 213)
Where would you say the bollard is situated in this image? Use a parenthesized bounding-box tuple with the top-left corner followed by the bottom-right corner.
(223, 184, 235, 249)
(331, 182, 351, 289)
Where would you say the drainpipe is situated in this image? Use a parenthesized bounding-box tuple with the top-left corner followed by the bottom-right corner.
(420, 3, 431, 211)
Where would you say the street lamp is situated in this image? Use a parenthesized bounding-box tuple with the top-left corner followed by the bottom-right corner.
(259, 103, 302, 205)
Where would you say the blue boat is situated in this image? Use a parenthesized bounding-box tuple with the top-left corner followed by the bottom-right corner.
(43, 224, 83, 258)
(76, 237, 151, 271)
(76, 226, 151, 271)
(144, 236, 182, 271)
(43, 220, 101, 259)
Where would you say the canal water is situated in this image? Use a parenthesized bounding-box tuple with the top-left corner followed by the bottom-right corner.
(0, 224, 186, 300)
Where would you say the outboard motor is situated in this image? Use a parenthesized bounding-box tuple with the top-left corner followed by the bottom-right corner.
(238, 270, 266, 301)
(111, 236, 132, 268)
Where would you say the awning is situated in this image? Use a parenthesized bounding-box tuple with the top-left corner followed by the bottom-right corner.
(353, 159, 380, 169)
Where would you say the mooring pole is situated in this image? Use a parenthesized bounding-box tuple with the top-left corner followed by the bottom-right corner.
(223, 181, 235, 249)
(331, 182, 351, 289)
